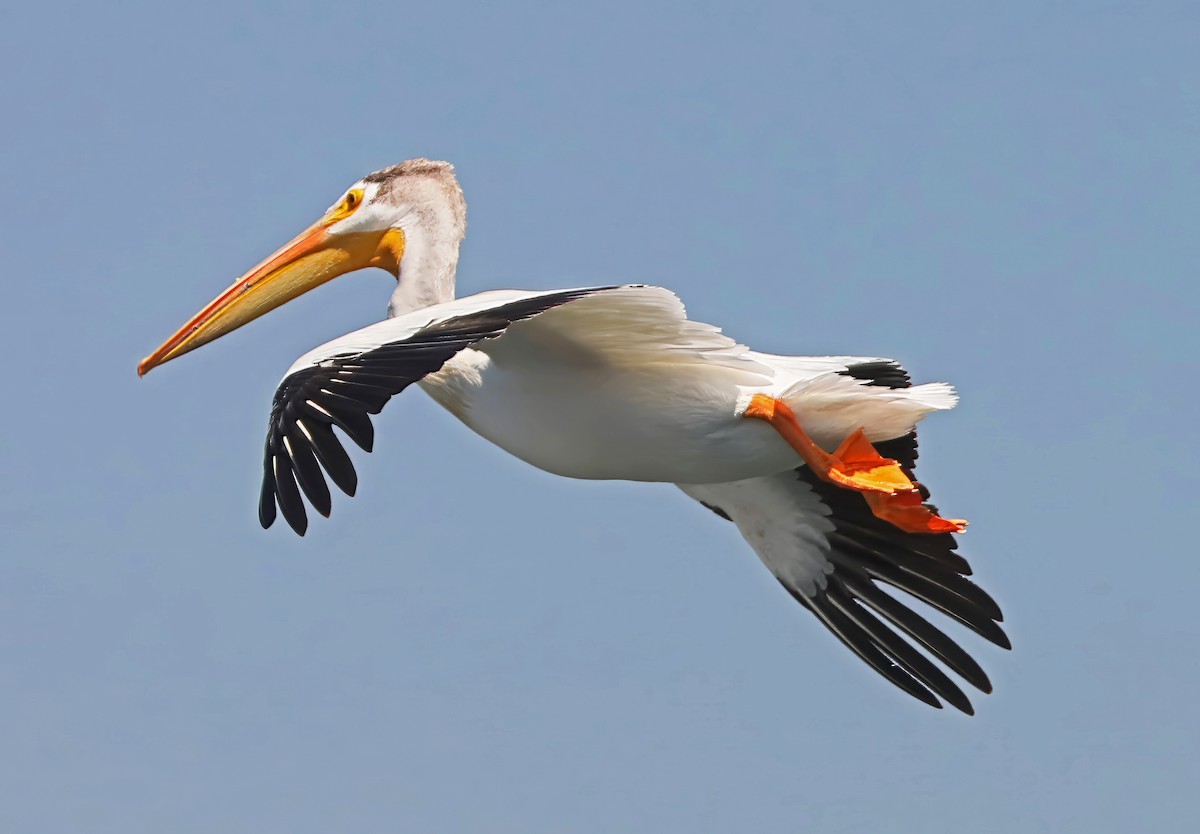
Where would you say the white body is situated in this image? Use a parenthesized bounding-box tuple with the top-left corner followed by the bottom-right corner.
(292, 285, 957, 485)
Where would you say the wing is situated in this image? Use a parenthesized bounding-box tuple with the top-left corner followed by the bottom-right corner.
(259, 286, 625, 535)
(482, 282, 767, 378)
(679, 360, 1008, 714)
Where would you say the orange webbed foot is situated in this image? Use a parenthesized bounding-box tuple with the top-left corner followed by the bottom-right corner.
(824, 428, 915, 494)
(742, 394, 968, 535)
(864, 490, 968, 534)
(827, 430, 968, 534)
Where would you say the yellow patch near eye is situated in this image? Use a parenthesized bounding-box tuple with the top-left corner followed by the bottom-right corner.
(325, 188, 365, 224)
(369, 228, 406, 274)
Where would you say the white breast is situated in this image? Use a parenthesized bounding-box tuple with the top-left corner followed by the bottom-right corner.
(420, 343, 800, 483)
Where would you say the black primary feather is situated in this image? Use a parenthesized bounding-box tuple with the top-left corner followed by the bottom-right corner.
(699, 359, 1007, 713)
(259, 287, 620, 534)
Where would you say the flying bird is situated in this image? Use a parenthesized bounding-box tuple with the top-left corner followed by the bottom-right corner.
(139, 159, 1008, 713)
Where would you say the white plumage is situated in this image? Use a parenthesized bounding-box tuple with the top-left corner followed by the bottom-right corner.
(139, 159, 1008, 714)
(297, 283, 959, 484)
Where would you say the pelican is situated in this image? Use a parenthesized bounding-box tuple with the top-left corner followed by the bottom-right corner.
(139, 159, 1008, 713)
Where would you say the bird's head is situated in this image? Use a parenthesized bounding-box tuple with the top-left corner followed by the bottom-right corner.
(138, 159, 465, 376)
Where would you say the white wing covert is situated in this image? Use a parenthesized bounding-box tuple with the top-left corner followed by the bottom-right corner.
(260, 286, 625, 534)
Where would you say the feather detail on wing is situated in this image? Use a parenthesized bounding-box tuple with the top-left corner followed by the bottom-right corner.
(678, 360, 1004, 714)
(484, 284, 770, 380)
(259, 286, 629, 534)
(680, 465, 1006, 714)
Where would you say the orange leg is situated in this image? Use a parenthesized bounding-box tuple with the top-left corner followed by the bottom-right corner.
(743, 394, 967, 534)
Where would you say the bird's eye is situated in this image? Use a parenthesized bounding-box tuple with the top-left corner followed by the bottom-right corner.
(326, 188, 365, 223)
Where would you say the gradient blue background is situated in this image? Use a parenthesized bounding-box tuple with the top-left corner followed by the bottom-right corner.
(2, 2, 1197, 831)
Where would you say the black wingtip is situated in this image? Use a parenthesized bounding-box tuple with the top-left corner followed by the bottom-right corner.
(270, 456, 309, 536)
(284, 505, 308, 536)
(285, 432, 332, 519)
(259, 480, 277, 529)
(940, 684, 974, 715)
(802, 593, 947, 711)
(301, 419, 358, 498)
(906, 681, 944, 711)
(993, 627, 1013, 651)
(837, 572, 994, 696)
(256, 286, 627, 535)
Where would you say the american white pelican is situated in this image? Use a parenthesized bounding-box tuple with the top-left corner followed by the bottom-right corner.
(140, 159, 1008, 713)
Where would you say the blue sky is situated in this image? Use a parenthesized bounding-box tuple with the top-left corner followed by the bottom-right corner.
(2, 1, 1198, 831)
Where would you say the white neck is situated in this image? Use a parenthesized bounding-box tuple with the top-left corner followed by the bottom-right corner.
(386, 196, 465, 318)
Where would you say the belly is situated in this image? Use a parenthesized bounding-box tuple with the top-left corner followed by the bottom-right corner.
(419, 349, 801, 483)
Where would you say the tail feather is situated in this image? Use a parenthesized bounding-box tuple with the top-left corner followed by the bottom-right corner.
(778, 372, 957, 446)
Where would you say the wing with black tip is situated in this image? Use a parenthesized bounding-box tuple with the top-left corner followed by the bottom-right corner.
(259, 287, 621, 534)
(678, 360, 1007, 714)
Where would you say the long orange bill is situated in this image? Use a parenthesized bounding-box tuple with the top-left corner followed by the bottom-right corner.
(138, 222, 393, 376)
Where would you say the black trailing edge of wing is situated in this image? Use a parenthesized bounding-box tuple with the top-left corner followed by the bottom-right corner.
(259, 287, 619, 535)
(788, 459, 1009, 715)
(705, 360, 1008, 714)
(808, 363, 1006, 712)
